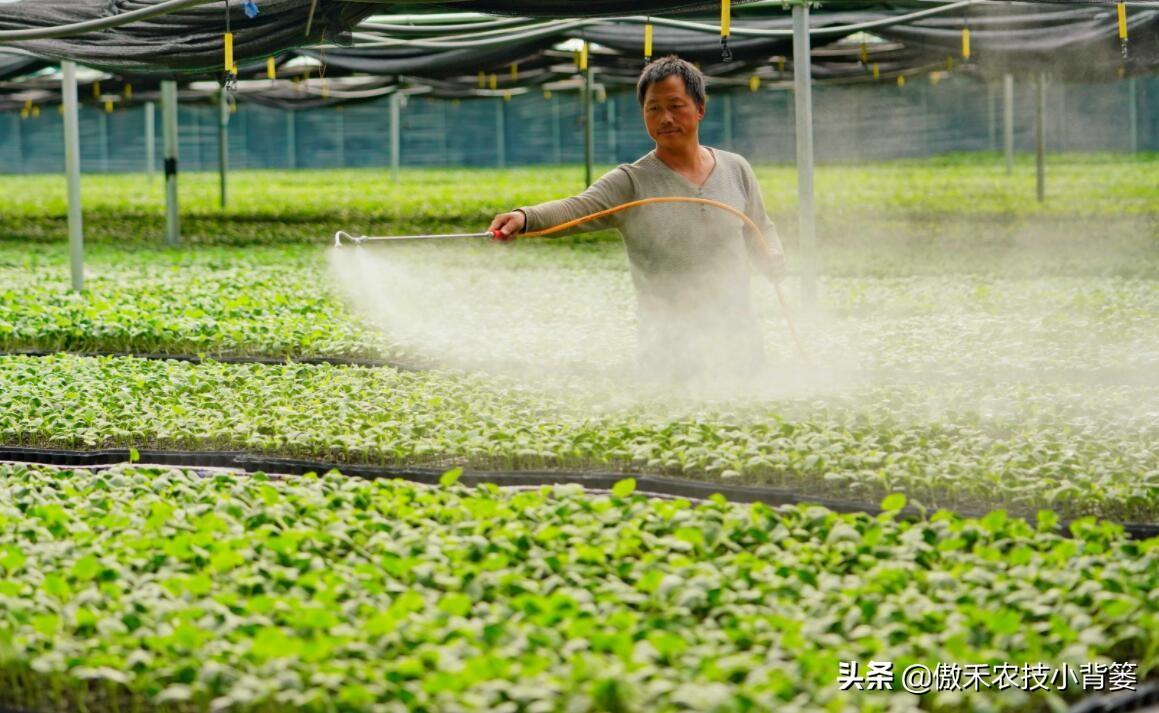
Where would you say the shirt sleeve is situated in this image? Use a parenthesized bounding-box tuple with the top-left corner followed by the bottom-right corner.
(518, 165, 635, 237)
(738, 157, 786, 277)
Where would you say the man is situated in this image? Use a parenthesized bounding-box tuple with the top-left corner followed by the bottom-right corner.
(489, 55, 786, 380)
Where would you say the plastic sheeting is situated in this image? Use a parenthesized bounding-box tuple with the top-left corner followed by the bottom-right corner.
(0, 52, 48, 82)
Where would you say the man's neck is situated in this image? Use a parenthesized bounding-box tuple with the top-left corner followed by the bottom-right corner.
(655, 141, 706, 173)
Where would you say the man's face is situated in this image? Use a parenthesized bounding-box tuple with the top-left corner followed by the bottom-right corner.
(642, 74, 704, 149)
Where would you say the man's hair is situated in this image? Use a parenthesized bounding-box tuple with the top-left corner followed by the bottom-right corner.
(636, 55, 706, 108)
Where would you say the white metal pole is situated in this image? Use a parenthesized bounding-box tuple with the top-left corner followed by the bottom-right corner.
(161, 80, 180, 245)
(145, 101, 155, 183)
(286, 110, 296, 169)
(336, 107, 346, 168)
(440, 100, 449, 165)
(14, 112, 24, 174)
(390, 92, 400, 180)
(723, 91, 733, 150)
(987, 82, 996, 152)
(218, 88, 229, 208)
(1035, 72, 1046, 203)
(98, 110, 109, 173)
(1128, 77, 1138, 153)
(1003, 73, 1014, 175)
(792, 3, 817, 308)
(606, 97, 617, 163)
(496, 98, 506, 169)
(551, 94, 561, 164)
(62, 61, 84, 293)
(584, 69, 594, 187)
(238, 102, 248, 170)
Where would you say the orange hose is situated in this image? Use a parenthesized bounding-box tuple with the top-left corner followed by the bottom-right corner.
(514, 196, 808, 362)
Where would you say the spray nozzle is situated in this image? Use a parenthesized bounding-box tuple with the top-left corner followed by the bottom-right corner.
(333, 230, 366, 247)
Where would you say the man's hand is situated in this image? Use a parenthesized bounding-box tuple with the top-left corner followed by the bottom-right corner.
(488, 210, 526, 241)
(766, 250, 787, 283)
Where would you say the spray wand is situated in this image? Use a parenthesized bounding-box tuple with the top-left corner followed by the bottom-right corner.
(333, 196, 808, 361)
(333, 229, 501, 246)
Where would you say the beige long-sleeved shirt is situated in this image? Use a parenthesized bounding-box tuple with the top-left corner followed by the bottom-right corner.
(520, 147, 784, 324)
(519, 148, 783, 375)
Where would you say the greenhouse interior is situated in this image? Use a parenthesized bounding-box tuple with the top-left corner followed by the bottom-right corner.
(0, 0, 1157, 711)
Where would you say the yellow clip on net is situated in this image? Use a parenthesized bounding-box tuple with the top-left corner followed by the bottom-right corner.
(224, 32, 234, 74)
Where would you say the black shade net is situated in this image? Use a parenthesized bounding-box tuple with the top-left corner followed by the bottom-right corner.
(1, 0, 378, 76)
(0, 1, 1155, 99)
(874, 4, 1159, 81)
(297, 36, 562, 79)
(377, 0, 767, 19)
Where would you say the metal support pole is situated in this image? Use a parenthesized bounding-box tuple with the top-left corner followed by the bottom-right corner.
(336, 107, 346, 168)
(496, 98, 506, 169)
(237, 101, 248, 170)
(722, 91, 733, 150)
(583, 69, 594, 187)
(1128, 77, 1138, 153)
(1035, 72, 1046, 203)
(161, 80, 180, 246)
(986, 83, 996, 152)
(98, 110, 109, 173)
(606, 98, 617, 163)
(1003, 74, 1014, 175)
(390, 92, 400, 180)
(13, 113, 24, 174)
(440, 100, 449, 167)
(286, 110, 296, 169)
(145, 101, 155, 182)
(62, 61, 84, 293)
(218, 88, 229, 208)
(551, 95, 561, 164)
(792, 3, 817, 308)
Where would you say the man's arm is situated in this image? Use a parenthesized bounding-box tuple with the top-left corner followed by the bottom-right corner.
(489, 166, 634, 240)
(739, 159, 787, 282)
